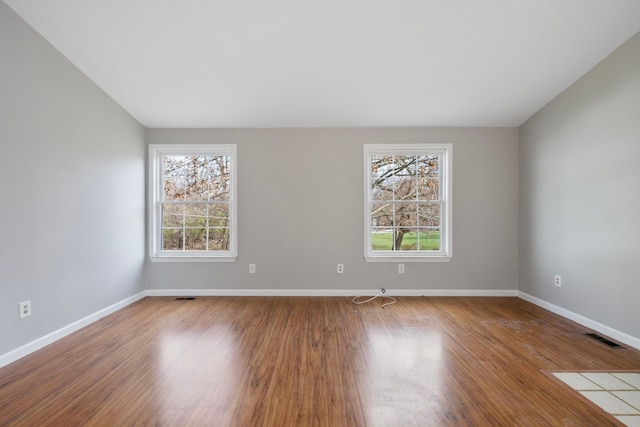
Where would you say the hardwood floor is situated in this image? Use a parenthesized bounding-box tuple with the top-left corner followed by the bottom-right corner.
(1, 296, 640, 426)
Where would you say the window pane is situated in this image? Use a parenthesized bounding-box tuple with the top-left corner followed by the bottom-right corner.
(208, 228, 230, 250)
(209, 204, 229, 227)
(163, 155, 186, 178)
(371, 203, 393, 227)
(163, 179, 185, 201)
(397, 230, 419, 251)
(418, 178, 439, 201)
(178, 155, 231, 201)
(395, 204, 417, 228)
(185, 228, 207, 250)
(208, 156, 231, 201)
(162, 229, 183, 250)
(371, 155, 393, 180)
(393, 176, 416, 201)
(163, 156, 187, 201)
(392, 155, 416, 178)
(372, 186, 393, 201)
(391, 155, 417, 201)
(163, 155, 231, 202)
(182, 156, 199, 200)
(184, 204, 207, 228)
(371, 155, 395, 201)
(417, 204, 440, 227)
(371, 229, 393, 251)
(180, 156, 209, 201)
(418, 228, 440, 251)
(418, 155, 440, 178)
(162, 204, 184, 227)
(160, 204, 231, 252)
(185, 161, 210, 200)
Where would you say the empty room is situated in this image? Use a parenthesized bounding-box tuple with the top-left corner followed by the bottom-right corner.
(1, 0, 640, 425)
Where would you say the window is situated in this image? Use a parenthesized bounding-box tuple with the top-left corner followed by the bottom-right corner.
(364, 144, 452, 262)
(149, 144, 237, 262)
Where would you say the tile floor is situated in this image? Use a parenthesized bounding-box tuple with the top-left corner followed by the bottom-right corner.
(553, 372, 640, 427)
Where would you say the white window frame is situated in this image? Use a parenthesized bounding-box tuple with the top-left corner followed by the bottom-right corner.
(364, 144, 452, 262)
(148, 144, 237, 262)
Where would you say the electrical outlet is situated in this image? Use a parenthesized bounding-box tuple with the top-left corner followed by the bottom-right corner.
(554, 274, 562, 287)
(398, 264, 405, 274)
(20, 300, 31, 318)
(249, 263, 256, 274)
(337, 264, 344, 274)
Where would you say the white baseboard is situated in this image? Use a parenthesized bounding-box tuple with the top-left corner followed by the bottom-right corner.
(518, 291, 640, 351)
(394, 289, 518, 297)
(146, 288, 357, 297)
(0, 292, 146, 369)
(145, 288, 518, 297)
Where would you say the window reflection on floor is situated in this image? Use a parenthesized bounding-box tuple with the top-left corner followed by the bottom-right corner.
(362, 327, 444, 425)
(156, 326, 239, 419)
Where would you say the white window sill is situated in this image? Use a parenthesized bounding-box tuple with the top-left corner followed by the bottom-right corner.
(150, 255, 237, 263)
(365, 255, 452, 263)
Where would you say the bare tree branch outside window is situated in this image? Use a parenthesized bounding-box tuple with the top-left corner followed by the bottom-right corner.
(370, 154, 441, 251)
(161, 155, 231, 251)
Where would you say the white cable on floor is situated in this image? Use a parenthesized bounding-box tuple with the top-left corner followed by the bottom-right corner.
(352, 289, 396, 308)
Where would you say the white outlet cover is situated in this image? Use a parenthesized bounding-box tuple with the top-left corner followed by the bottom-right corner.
(20, 300, 31, 318)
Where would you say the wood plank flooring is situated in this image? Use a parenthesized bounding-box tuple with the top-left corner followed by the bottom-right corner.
(1, 296, 640, 426)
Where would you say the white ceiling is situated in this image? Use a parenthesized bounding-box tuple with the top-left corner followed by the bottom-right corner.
(4, 0, 640, 128)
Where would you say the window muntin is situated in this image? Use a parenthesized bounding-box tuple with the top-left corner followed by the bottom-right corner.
(365, 144, 451, 262)
(149, 145, 237, 262)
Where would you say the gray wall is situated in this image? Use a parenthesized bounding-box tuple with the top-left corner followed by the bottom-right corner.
(0, 3, 146, 355)
(519, 32, 640, 338)
(145, 127, 519, 293)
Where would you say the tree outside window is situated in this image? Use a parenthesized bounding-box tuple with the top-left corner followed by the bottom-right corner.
(365, 144, 451, 262)
(149, 145, 237, 262)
